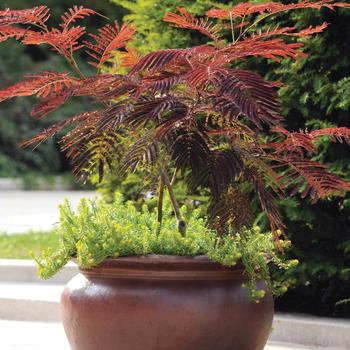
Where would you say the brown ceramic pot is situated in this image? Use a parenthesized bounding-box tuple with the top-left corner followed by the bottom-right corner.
(61, 255, 273, 350)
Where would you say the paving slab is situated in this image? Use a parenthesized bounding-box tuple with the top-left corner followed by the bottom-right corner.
(0, 191, 96, 233)
(0, 320, 327, 350)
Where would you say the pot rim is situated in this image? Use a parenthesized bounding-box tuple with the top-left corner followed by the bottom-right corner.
(79, 254, 246, 281)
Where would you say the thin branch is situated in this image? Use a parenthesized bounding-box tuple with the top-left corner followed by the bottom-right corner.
(170, 167, 177, 186)
(160, 168, 187, 236)
(157, 176, 165, 229)
(229, 11, 235, 43)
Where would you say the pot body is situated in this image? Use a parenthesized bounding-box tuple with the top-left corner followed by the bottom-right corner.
(61, 255, 273, 350)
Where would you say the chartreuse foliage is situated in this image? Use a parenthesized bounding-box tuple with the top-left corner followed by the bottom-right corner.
(34, 194, 297, 301)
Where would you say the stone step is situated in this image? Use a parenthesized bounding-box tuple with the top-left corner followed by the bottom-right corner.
(0, 319, 332, 350)
(270, 313, 350, 350)
(0, 282, 63, 322)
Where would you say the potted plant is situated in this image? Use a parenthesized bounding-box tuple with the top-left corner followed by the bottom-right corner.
(1, 2, 350, 349)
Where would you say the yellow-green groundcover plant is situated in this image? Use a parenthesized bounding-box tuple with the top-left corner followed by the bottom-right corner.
(35, 194, 297, 302)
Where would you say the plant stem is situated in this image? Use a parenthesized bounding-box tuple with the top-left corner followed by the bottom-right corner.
(157, 177, 164, 227)
(160, 168, 187, 236)
(230, 12, 235, 43)
(67, 52, 86, 80)
(170, 167, 177, 186)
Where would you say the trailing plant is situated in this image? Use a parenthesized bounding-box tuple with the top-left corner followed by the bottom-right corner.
(35, 194, 296, 301)
(1, 2, 350, 299)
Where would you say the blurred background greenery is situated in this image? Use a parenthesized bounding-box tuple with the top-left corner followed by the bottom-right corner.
(0, 0, 349, 317)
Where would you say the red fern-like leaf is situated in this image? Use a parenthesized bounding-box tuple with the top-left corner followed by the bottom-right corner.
(247, 23, 328, 40)
(279, 159, 350, 202)
(23, 26, 86, 54)
(0, 71, 78, 102)
(212, 69, 282, 128)
(31, 89, 74, 119)
(310, 127, 350, 145)
(130, 49, 188, 74)
(121, 47, 140, 68)
(0, 26, 29, 43)
(84, 21, 135, 67)
(120, 132, 160, 174)
(208, 187, 253, 233)
(207, 1, 350, 19)
(0, 6, 50, 26)
(21, 111, 94, 149)
(268, 127, 316, 156)
(142, 73, 183, 94)
(59, 6, 97, 31)
(125, 96, 186, 128)
(246, 169, 285, 246)
(163, 7, 221, 41)
(294, 22, 329, 37)
(268, 127, 350, 157)
(222, 37, 306, 62)
(170, 130, 211, 172)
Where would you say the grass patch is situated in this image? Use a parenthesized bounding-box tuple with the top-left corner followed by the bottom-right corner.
(0, 231, 59, 259)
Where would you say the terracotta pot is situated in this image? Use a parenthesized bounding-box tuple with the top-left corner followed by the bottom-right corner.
(61, 255, 273, 350)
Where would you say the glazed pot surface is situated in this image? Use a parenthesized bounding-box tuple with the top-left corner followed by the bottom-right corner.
(61, 255, 273, 350)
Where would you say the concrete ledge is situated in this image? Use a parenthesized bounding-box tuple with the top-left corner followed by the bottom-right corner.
(0, 259, 78, 284)
(0, 282, 62, 322)
(271, 313, 350, 350)
(0, 320, 316, 350)
(0, 179, 25, 191)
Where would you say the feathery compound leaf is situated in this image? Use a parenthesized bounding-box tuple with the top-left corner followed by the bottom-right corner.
(279, 159, 350, 202)
(170, 129, 210, 171)
(222, 37, 306, 62)
(120, 133, 159, 174)
(294, 22, 328, 37)
(209, 187, 253, 233)
(207, 1, 350, 19)
(1, 4, 350, 243)
(213, 69, 282, 128)
(84, 21, 135, 67)
(57, 112, 121, 182)
(121, 47, 140, 68)
(142, 73, 183, 94)
(130, 49, 188, 74)
(21, 111, 94, 149)
(69, 131, 121, 182)
(0, 71, 78, 102)
(163, 7, 221, 41)
(0, 6, 50, 26)
(125, 96, 186, 129)
(31, 89, 74, 119)
(268, 127, 316, 156)
(23, 26, 86, 54)
(268, 127, 350, 157)
(247, 169, 285, 246)
(0, 26, 29, 43)
(60, 6, 97, 31)
(310, 127, 350, 145)
(209, 149, 244, 198)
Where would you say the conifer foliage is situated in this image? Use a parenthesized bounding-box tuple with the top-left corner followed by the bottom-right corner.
(1, 2, 350, 243)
